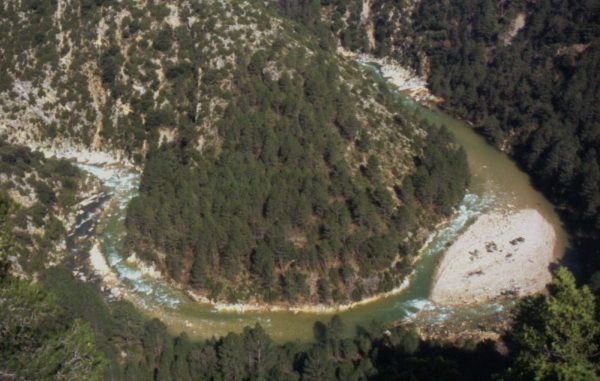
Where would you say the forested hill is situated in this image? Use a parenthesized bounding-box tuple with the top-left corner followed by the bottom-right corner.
(285, 0, 600, 281)
(0, 0, 469, 304)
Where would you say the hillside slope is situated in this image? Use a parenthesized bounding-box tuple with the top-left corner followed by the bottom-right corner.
(296, 0, 600, 279)
(0, 139, 99, 275)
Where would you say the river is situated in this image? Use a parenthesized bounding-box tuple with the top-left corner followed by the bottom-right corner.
(72, 62, 568, 343)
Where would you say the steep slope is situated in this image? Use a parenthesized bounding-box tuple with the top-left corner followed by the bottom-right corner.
(0, 139, 99, 274)
(0, 0, 469, 305)
(0, 193, 105, 380)
(296, 0, 600, 279)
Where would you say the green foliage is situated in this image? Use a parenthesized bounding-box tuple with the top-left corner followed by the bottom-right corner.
(125, 39, 468, 303)
(100, 46, 123, 89)
(0, 195, 105, 379)
(291, 0, 600, 279)
(404, 126, 470, 215)
(88, 311, 509, 381)
(35, 180, 56, 205)
(2, 2, 600, 380)
(153, 26, 173, 52)
(0, 141, 83, 272)
(1, 0, 471, 304)
(505, 267, 600, 380)
(0, 194, 15, 270)
(41, 267, 115, 344)
(373, 0, 600, 277)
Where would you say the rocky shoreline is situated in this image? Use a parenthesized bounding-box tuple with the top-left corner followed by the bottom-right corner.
(187, 277, 413, 314)
(338, 48, 443, 104)
(430, 209, 557, 306)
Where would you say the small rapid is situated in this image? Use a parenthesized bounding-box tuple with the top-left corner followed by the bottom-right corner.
(78, 163, 183, 309)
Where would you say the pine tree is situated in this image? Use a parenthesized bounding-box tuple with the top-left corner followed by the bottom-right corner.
(505, 267, 600, 380)
(243, 324, 276, 380)
(301, 346, 335, 381)
(219, 333, 246, 381)
(0, 194, 104, 379)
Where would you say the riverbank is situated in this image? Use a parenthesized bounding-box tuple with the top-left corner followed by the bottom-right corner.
(339, 48, 443, 104)
(131, 204, 461, 314)
(76, 154, 453, 315)
(430, 209, 556, 305)
(355, 55, 565, 312)
(191, 277, 413, 314)
(412, 304, 513, 347)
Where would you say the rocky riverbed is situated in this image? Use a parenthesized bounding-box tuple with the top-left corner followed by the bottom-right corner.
(430, 209, 556, 305)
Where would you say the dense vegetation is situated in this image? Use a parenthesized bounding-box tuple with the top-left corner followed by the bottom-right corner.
(3, 199, 599, 380)
(125, 45, 469, 304)
(505, 267, 599, 380)
(2, 0, 599, 379)
(0, 194, 105, 380)
(0, 139, 87, 272)
(403, 0, 600, 281)
(288, 0, 600, 282)
(3, 97, 595, 381)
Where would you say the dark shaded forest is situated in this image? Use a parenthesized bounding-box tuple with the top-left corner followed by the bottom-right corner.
(284, 0, 600, 283)
(405, 0, 600, 281)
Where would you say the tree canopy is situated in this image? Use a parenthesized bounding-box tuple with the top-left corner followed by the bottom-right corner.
(0, 194, 105, 380)
(505, 267, 600, 380)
